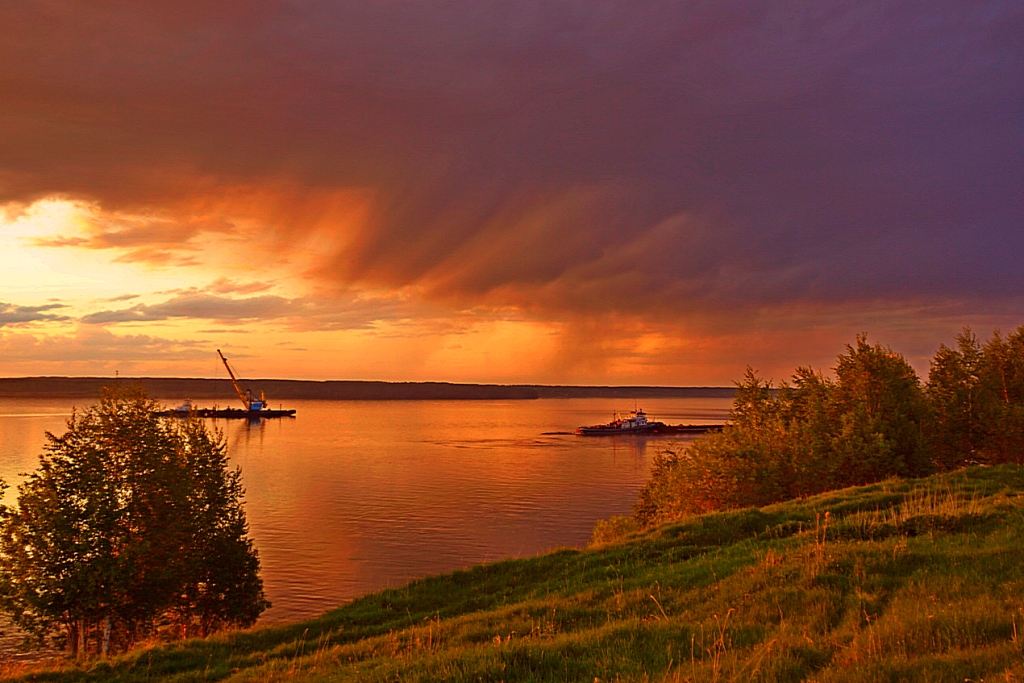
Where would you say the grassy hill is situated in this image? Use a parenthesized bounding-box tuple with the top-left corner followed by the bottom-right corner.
(6, 465, 1024, 682)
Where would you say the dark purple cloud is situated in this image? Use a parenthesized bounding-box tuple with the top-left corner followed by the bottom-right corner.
(1, 0, 1022, 318)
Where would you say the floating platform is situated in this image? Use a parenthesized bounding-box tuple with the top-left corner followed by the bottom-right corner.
(155, 405, 296, 419)
(576, 421, 723, 436)
(647, 423, 723, 435)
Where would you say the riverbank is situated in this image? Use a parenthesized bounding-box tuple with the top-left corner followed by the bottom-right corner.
(5, 464, 1024, 682)
(0, 377, 733, 401)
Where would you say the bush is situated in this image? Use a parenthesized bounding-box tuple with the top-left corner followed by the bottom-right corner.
(590, 515, 639, 546)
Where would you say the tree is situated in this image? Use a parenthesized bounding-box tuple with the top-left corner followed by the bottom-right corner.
(0, 386, 268, 658)
(927, 328, 984, 468)
(165, 418, 268, 638)
(929, 326, 1024, 465)
(977, 327, 1024, 463)
(830, 335, 931, 482)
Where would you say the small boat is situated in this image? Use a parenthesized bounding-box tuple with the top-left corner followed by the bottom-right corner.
(163, 399, 194, 416)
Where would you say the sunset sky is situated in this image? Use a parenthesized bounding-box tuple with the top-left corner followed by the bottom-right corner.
(1, 2, 1022, 385)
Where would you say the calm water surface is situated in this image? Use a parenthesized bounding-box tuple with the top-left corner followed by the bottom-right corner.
(0, 397, 730, 623)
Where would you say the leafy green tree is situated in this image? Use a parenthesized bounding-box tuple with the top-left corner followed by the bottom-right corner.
(0, 386, 268, 658)
(166, 418, 268, 638)
(627, 328, 1024, 535)
(830, 335, 931, 482)
(783, 366, 836, 494)
(927, 328, 984, 468)
(977, 327, 1024, 463)
(927, 326, 1024, 466)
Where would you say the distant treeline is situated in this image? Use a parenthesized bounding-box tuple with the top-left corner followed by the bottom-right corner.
(0, 377, 734, 402)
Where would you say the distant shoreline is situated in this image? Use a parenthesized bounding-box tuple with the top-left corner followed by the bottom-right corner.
(0, 377, 734, 401)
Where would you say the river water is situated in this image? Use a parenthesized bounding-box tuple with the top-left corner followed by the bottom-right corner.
(0, 396, 730, 624)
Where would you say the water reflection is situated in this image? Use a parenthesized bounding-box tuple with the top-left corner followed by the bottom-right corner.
(223, 416, 268, 450)
(606, 434, 651, 459)
(0, 396, 730, 623)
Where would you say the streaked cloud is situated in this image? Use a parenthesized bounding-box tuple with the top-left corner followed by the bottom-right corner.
(2, 2, 1018, 311)
(26, 206, 236, 267)
(0, 302, 69, 326)
(0, 326, 208, 372)
(81, 292, 297, 325)
(206, 278, 274, 295)
(80, 287, 419, 332)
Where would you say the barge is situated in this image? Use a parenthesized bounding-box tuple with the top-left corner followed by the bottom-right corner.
(156, 350, 297, 419)
(156, 400, 296, 419)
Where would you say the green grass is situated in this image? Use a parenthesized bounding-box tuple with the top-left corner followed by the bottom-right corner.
(7, 465, 1024, 682)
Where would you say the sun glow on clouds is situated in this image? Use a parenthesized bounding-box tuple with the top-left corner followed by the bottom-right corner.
(0, 198, 341, 375)
(2, 195, 1022, 385)
(0, 200, 187, 302)
(0, 197, 1003, 384)
(0, 202, 673, 384)
(0, 197, 585, 382)
(0, 195, 714, 384)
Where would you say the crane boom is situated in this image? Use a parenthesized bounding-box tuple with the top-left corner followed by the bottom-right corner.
(217, 349, 250, 409)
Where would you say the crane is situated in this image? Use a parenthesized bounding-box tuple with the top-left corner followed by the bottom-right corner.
(217, 349, 266, 411)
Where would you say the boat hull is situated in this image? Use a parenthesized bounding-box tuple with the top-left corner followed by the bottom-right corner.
(575, 422, 723, 436)
(576, 425, 656, 435)
(156, 408, 297, 419)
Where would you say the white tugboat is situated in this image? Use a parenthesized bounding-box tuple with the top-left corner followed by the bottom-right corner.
(575, 408, 654, 435)
(574, 407, 725, 436)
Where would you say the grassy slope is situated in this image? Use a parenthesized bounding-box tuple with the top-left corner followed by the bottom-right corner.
(7, 465, 1024, 682)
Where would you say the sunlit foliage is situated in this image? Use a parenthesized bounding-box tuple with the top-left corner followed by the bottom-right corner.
(636, 329, 1024, 528)
(0, 386, 268, 659)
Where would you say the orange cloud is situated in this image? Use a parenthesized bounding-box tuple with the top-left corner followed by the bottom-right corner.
(0, 302, 71, 326)
(0, 326, 207, 374)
